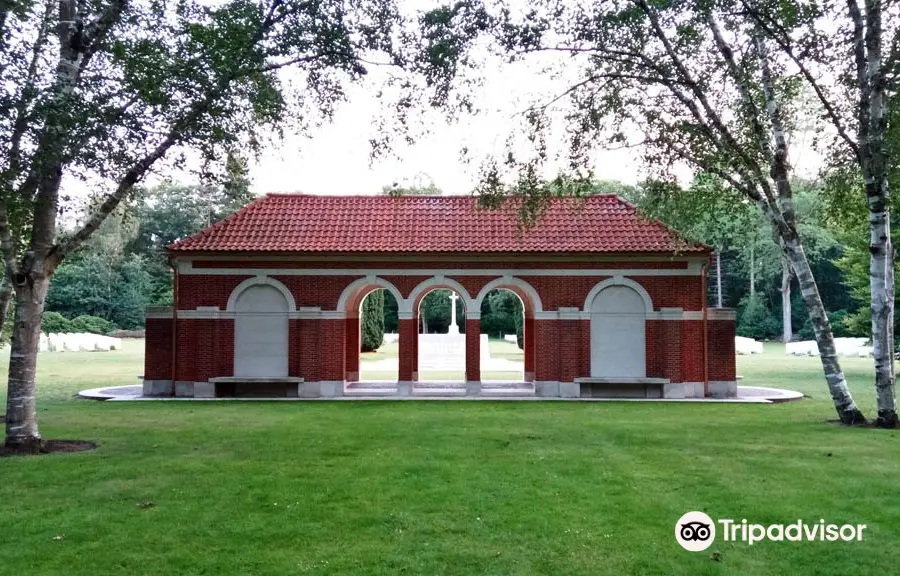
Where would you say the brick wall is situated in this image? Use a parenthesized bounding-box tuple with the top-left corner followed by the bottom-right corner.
(534, 319, 560, 381)
(320, 319, 345, 381)
(381, 276, 432, 298)
(298, 319, 323, 382)
(177, 275, 250, 309)
(708, 319, 736, 381)
(681, 320, 705, 382)
(144, 318, 172, 380)
(344, 317, 359, 378)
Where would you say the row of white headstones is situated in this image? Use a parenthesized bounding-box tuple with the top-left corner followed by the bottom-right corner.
(39, 332, 123, 352)
(736, 336, 873, 357)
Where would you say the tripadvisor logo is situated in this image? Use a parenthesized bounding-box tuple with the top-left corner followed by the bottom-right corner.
(675, 511, 716, 552)
(675, 511, 868, 551)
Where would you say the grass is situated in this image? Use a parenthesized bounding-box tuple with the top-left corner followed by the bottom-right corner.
(0, 340, 899, 575)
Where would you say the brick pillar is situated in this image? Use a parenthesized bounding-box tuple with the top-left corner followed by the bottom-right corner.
(580, 318, 591, 378)
(217, 319, 234, 378)
(412, 312, 419, 381)
(534, 318, 559, 382)
(319, 318, 344, 381)
(559, 309, 581, 383)
(299, 318, 322, 383)
(661, 316, 683, 383)
(524, 316, 535, 381)
(195, 319, 215, 382)
(465, 319, 481, 383)
(398, 318, 415, 390)
(345, 317, 360, 381)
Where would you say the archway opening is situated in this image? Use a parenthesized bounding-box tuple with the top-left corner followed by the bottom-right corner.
(416, 288, 466, 382)
(589, 285, 647, 378)
(478, 288, 525, 382)
(357, 288, 399, 383)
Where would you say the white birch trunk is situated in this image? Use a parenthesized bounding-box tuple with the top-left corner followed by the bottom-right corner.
(783, 237, 865, 423)
(753, 32, 865, 423)
(4, 275, 50, 451)
(781, 257, 791, 342)
(869, 196, 897, 425)
(716, 250, 723, 307)
(749, 245, 755, 298)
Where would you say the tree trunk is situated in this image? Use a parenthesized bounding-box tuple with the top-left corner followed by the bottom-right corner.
(782, 237, 866, 424)
(749, 245, 755, 298)
(0, 278, 12, 340)
(715, 250, 723, 307)
(4, 275, 50, 451)
(869, 197, 898, 426)
(781, 256, 791, 343)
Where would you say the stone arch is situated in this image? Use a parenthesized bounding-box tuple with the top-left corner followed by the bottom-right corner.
(582, 276, 654, 313)
(227, 276, 296, 312)
(408, 276, 474, 313)
(473, 276, 543, 316)
(337, 276, 407, 318)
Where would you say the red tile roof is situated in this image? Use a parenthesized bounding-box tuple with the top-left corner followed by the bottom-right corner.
(169, 194, 709, 255)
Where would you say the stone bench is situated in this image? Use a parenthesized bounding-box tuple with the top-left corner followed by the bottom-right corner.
(204, 376, 305, 398)
(573, 377, 671, 399)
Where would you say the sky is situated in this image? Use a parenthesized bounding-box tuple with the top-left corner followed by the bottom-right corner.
(68, 1, 825, 203)
(247, 61, 649, 196)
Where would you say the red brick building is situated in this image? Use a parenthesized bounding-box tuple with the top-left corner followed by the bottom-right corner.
(143, 194, 736, 399)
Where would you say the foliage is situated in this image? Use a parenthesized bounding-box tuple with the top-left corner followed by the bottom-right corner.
(480, 289, 523, 347)
(383, 291, 399, 333)
(361, 289, 385, 353)
(737, 295, 781, 341)
(39, 311, 116, 334)
(46, 252, 153, 330)
(419, 289, 465, 333)
(40, 312, 73, 334)
(799, 310, 852, 341)
(69, 315, 118, 335)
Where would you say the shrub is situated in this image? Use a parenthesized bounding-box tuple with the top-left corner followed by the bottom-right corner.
(41, 311, 73, 333)
(70, 315, 117, 335)
(737, 295, 781, 341)
(798, 309, 854, 340)
(361, 290, 385, 352)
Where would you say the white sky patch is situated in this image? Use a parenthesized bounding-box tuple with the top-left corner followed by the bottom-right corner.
(59, 0, 827, 207)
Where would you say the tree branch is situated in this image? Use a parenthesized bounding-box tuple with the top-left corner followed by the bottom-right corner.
(740, 0, 860, 159)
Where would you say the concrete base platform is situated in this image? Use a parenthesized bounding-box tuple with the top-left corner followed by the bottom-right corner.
(79, 383, 802, 403)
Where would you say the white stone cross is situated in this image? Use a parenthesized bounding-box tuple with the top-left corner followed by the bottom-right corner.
(448, 292, 460, 334)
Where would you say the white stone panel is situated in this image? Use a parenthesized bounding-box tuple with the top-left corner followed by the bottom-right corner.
(589, 285, 646, 378)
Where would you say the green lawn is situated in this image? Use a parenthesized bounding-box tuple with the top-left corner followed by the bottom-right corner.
(1, 340, 899, 575)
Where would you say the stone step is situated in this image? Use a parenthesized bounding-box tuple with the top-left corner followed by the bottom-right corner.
(479, 387, 535, 397)
(350, 381, 397, 389)
(343, 387, 398, 396)
(481, 381, 531, 389)
(414, 382, 466, 390)
(413, 388, 467, 397)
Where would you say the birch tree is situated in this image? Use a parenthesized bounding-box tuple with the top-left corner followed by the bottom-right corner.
(742, 0, 898, 426)
(0, 0, 405, 451)
(415, 0, 867, 423)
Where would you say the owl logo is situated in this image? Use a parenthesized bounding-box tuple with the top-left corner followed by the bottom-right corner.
(675, 512, 716, 551)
